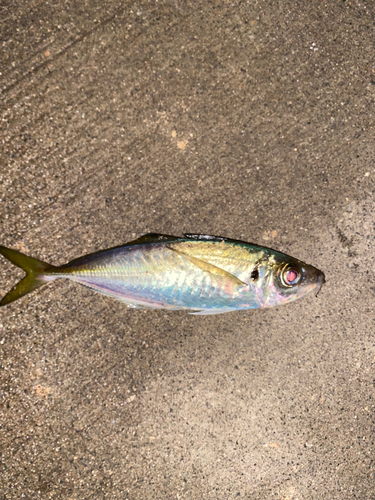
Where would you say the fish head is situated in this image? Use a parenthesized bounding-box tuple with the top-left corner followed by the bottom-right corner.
(264, 254, 325, 307)
(247, 252, 325, 308)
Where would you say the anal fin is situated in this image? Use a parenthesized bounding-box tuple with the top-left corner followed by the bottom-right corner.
(189, 308, 236, 315)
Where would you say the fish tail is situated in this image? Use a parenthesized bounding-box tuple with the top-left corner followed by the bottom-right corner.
(0, 246, 57, 306)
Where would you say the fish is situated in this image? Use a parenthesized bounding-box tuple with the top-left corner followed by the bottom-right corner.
(0, 233, 325, 315)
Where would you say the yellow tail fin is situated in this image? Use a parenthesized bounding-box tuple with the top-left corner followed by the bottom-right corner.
(0, 246, 56, 306)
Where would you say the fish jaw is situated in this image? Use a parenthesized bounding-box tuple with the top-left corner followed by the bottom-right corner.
(292, 262, 325, 297)
(316, 272, 325, 295)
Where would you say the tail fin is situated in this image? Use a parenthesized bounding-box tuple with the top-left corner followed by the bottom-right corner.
(0, 246, 57, 306)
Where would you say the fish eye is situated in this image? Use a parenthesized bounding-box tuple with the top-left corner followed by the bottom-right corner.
(280, 265, 301, 287)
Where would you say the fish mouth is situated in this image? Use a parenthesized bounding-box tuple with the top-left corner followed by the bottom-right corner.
(315, 272, 325, 297)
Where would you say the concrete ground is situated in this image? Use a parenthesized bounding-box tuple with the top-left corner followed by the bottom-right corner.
(1, 1, 374, 498)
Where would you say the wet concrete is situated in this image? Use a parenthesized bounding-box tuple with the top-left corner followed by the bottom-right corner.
(1, 1, 374, 498)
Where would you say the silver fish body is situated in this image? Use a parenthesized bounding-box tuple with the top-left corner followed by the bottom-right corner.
(0, 233, 324, 314)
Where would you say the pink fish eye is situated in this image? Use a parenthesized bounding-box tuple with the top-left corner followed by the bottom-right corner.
(282, 267, 301, 286)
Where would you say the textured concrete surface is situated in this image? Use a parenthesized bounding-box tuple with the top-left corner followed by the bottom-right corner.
(1, 1, 374, 498)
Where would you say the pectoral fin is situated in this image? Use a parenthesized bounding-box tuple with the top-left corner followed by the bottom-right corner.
(168, 247, 247, 288)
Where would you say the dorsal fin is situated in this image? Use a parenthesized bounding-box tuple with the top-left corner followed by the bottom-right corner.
(184, 233, 226, 241)
(126, 233, 181, 245)
(168, 246, 247, 287)
(183, 234, 247, 245)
